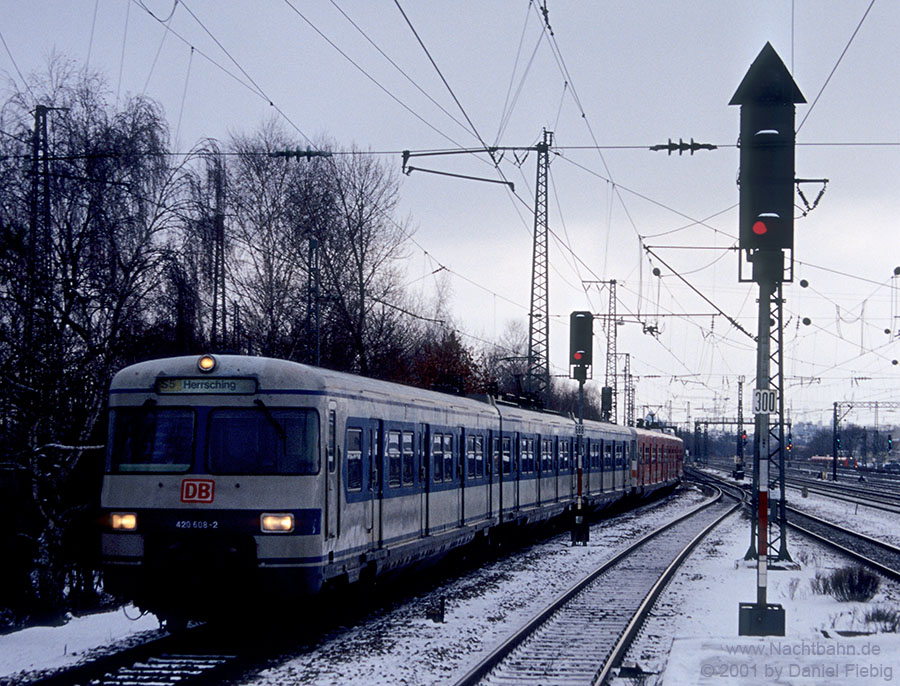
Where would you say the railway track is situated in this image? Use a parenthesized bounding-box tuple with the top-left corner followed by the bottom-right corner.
(787, 477, 900, 514)
(19, 623, 260, 686)
(693, 468, 900, 579)
(785, 507, 900, 581)
(450, 484, 740, 686)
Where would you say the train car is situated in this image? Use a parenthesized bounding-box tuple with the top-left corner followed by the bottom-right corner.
(809, 454, 856, 469)
(100, 354, 682, 621)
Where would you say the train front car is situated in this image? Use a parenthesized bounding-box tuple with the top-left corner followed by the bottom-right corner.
(100, 354, 327, 622)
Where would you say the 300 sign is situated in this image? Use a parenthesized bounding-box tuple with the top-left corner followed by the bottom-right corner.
(753, 389, 778, 415)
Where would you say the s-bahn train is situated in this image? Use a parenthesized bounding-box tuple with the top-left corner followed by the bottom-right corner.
(100, 354, 683, 620)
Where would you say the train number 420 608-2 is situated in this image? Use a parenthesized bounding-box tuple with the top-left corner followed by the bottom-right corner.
(175, 520, 219, 530)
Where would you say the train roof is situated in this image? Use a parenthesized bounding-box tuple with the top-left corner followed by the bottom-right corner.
(110, 354, 638, 438)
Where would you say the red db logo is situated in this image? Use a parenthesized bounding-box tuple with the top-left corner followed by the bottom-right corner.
(181, 479, 215, 503)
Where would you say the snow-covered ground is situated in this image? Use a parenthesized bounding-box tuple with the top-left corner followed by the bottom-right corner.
(0, 608, 160, 683)
(617, 511, 900, 686)
(0, 487, 708, 685)
(4, 479, 900, 686)
(786, 484, 900, 548)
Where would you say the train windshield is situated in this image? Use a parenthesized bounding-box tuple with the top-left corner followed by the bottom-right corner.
(110, 407, 194, 473)
(207, 407, 319, 475)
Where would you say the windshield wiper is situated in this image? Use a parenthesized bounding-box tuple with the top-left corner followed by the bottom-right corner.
(254, 399, 286, 447)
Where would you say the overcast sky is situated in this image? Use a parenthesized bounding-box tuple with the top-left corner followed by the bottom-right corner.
(2, 1, 898, 430)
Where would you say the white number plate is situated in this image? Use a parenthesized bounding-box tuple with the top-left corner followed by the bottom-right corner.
(753, 389, 777, 415)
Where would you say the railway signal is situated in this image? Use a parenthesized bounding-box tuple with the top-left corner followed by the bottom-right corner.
(733, 43, 806, 638)
(730, 42, 805, 258)
(569, 311, 593, 372)
(569, 310, 592, 545)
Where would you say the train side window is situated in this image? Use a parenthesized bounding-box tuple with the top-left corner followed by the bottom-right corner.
(388, 431, 401, 487)
(347, 428, 362, 491)
(467, 435, 476, 480)
(542, 438, 553, 472)
(559, 440, 569, 471)
(615, 443, 623, 468)
(502, 437, 511, 475)
(328, 410, 336, 473)
(443, 435, 454, 482)
(402, 431, 414, 485)
(432, 433, 443, 482)
(603, 443, 612, 469)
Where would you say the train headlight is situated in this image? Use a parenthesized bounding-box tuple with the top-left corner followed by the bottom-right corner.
(261, 513, 295, 533)
(110, 512, 138, 531)
(198, 355, 217, 372)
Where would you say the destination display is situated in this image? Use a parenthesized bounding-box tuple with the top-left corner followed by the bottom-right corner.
(156, 377, 257, 394)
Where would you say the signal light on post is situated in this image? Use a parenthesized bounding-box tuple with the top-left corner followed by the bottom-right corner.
(569, 311, 593, 368)
(730, 43, 805, 254)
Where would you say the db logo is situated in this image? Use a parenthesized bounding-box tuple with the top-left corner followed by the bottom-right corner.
(181, 479, 215, 503)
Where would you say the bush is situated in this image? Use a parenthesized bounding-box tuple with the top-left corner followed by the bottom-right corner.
(865, 605, 900, 632)
(810, 565, 881, 602)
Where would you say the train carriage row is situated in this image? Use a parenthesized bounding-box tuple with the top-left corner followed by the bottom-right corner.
(100, 354, 683, 619)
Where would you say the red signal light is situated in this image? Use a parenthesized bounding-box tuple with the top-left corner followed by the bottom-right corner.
(752, 221, 768, 236)
(573, 351, 583, 361)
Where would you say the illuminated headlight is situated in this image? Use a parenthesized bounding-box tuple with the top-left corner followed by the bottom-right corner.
(261, 513, 294, 533)
(198, 354, 217, 372)
(110, 512, 138, 531)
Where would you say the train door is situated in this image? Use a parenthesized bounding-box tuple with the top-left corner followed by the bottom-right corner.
(424, 424, 433, 536)
(368, 420, 382, 548)
(500, 434, 514, 519)
(380, 423, 419, 545)
(325, 404, 339, 539)
(629, 440, 637, 492)
(457, 427, 465, 527)
(488, 431, 498, 521)
(420, 424, 428, 534)
(513, 433, 521, 511)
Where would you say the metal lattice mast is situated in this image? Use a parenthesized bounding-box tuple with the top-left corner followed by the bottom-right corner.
(526, 129, 553, 407)
(604, 280, 618, 423)
(768, 284, 790, 561)
(623, 353, 634, 426)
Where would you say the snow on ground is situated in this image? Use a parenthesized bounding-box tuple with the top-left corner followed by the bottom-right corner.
(614, 470, 900, 686)
(6, 476, 898, 686)
(242, 486, 711, 686)
(0, 607, 161, 684)
(623, 512, 900, 686)
(0, 487, 708, 686)
(786, 485, 900, 548)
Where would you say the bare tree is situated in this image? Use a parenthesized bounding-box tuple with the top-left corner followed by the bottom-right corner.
(0, 57, 185, 618)
(315, 148, 414, 377)
(225, 122, 312, 359)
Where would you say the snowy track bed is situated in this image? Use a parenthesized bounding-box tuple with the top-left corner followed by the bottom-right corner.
(1, 487, 709, 686)
(238, 486, 711, 686)
(614, 503, 900, 685)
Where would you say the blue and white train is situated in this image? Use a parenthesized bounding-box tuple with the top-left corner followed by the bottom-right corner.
(100, 354, 683, 620)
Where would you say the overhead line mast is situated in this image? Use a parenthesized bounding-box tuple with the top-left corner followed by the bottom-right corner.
(402, 130, 556, 409)
(526, 129, 553, 408)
